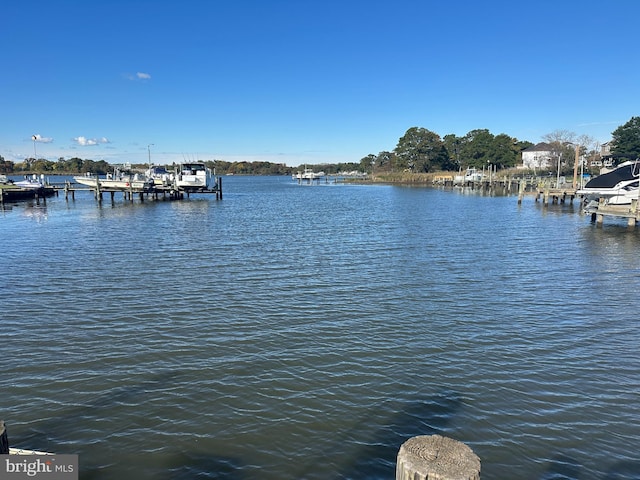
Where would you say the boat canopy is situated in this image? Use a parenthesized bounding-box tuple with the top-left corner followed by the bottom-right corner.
(584, 162, 639, 189)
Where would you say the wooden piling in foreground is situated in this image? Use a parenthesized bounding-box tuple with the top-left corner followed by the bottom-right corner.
(0, 420, 9, 454)
(630, 199, 638, 227)
(396, 435, 480, 480)
(517, 179, 525, 204)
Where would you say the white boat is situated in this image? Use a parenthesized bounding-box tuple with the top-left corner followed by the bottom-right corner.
(292, 168, 325, 181)
(453, 167, 483, 185)
(8, 448, 53, 455)
(144, 165, 174, 186)
(14, 174, 46, 190)
(74, 168, 155, 191)
(175, 162, 211, 192)
(577, 159, 640, 206)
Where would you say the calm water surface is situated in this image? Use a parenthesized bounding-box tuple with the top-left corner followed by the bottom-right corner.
(1, 176, 639, 479)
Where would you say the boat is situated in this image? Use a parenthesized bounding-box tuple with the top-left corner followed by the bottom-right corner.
(8, 448, 54, 455)
(74, 168, 155, 191)
(144, 165, 174, 186)
(292, 168, 325, 181)
(577, 159, 640, 206)
(454, 167, 484, 185)
(13, 174, 46, 190)
(175, 162, 211, 192)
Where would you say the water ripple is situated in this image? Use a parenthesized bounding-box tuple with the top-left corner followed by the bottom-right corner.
(1, 178, 639, 479)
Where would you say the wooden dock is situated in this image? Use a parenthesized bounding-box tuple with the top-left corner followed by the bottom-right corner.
(0, 185, 56, 205)
(523, 181, 640, 227)
(584, 198, 640, 227)
(1, 177, 223, 207)
(55, 177, 222, 203)
(531, 184, 578, 205)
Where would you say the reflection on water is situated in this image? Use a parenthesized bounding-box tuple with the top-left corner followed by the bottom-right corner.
(22, 204, 49, 222)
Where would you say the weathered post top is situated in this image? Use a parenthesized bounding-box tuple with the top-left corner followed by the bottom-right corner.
(396, 434, 480, 480)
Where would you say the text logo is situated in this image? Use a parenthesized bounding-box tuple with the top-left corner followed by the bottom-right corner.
(0, 455, 77, 480)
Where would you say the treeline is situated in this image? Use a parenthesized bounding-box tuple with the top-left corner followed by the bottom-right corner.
(9, 118, 640, 177)
(359, 127, 533, 174)
(0, 156, 364, 176)
(0, 126, 531, 176)
(0, 156, 112, 175)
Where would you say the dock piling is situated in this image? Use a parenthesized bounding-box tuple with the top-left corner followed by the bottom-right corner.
(396, 435, 480, 480)
(517, 179, 525, 204)
(0, 420, 9, 454)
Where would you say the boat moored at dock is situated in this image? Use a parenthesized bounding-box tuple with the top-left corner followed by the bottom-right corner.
(0, 174, 55, 204)
(292, 168, 325, 183)
(175, 162, 212, 192)
(144, 165, 173, 186)
(454, 167, 484, 185)
(13, 174, 47, 190)
(73, 168, 155, 192)
(577, 159, 640, 206)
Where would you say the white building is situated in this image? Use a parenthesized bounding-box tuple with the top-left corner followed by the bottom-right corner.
(522, 142, 555, 170)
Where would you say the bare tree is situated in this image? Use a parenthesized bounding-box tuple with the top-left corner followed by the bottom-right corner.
(542, 129, 576, 145)
(576, 134, 597, 153)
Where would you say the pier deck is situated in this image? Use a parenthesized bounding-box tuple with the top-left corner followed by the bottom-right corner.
(584, 198, 640, 227)
(1, 177, 223, 205)
(55, 177, 223, 202)
(0, 185, 56, 204)
(533, 185, 578, 204)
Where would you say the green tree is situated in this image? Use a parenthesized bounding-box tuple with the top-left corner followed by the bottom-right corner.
(64, 157, 84, 172)
(611, 116, 640, 161)
(443, 134, 462, 170)
(0, 156, 15, 174)
(32, 159, 55, 172)
(80, 160, 96, 174)
(228, 161, 249, 174)
(360, 154, 376, 173)
(378, 151, 395, 171)
(15, 158, 34, 172)
(206, 160, 231, 175)
(94, 160, 110, 174)
(395, 127, 449, 172)
(458, 129, 495, 168)
(491, 134, 519, 169)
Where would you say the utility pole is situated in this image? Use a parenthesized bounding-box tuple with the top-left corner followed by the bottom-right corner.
(572, 144, 580, 189)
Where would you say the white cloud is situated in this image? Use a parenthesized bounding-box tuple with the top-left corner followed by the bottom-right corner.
(123, 72, 151, 81)
(74, 136, 111, 146)
(31, 134, 53, 143)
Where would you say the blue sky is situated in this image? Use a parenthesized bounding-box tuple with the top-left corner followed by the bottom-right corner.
(2, 0, 639, 167)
